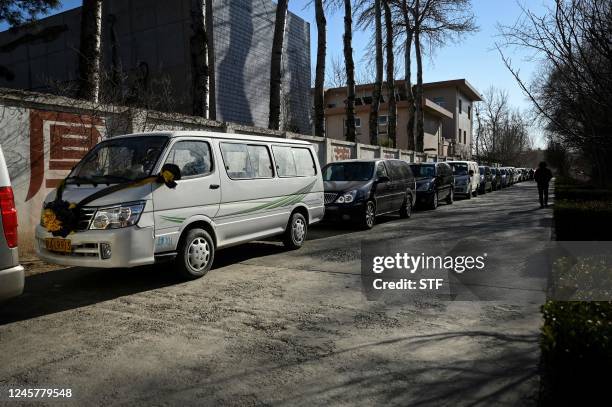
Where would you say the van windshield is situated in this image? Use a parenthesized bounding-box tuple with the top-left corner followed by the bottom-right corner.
(449, 163, 468, 176)
(68, 136, 168, 184)
(322, 162, 374, 182)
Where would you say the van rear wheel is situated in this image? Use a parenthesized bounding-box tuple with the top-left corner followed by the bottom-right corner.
(175, 228, 215, 279)
(284, 212, 307, 249)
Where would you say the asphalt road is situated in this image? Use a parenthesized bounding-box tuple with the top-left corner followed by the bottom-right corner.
(0, 181, 553, 406)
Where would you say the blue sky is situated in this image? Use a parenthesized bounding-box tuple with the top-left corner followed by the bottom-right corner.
(1, 0, 549, 145)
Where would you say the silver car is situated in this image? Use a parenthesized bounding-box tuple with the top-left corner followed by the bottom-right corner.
(0, 145, 24, 301)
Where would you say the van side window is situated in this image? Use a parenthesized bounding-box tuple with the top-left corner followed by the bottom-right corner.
(164, 140, 212, 177)
(272, 146, 297, 177)
(272, 146, 316, 177)
(220, 143, 273, 179)
(292, 148, 316, 176)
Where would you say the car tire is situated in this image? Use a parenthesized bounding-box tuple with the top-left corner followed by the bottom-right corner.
(361, 200, 376, 229)
(283, 212, 307, 249)
(429, 191, 438, 210)
(399, 194, 412, 218)
(175, 228, 215, 280)
(446, 188, 454, 204)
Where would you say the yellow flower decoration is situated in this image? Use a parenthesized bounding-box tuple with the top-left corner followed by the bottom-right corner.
(42, 209, 62, 232)
(161, 170, 175, 184)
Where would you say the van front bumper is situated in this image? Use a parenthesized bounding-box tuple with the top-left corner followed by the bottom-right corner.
(35, 224, 155, 268)
(0, 264, 24, 301)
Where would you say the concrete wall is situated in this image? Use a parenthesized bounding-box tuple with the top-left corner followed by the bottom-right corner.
(0, 0, 311, 134)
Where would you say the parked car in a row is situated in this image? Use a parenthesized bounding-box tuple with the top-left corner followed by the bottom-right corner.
(0, 145, 24, 302)
(447, 161, 479, 198)
(322, 159, 416, 229)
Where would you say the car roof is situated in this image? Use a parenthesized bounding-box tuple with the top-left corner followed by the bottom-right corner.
(109, 131, 313, 146)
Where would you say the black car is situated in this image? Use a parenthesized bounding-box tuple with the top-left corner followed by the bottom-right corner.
(478, 166, 493, 193)
(490, 167, 501, 191)
(322, 159, 416, 229)
(409, 162, 454, 209)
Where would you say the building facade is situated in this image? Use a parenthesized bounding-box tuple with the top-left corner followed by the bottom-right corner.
(0, 0, 311, 134)
(321, 79, 481, 158)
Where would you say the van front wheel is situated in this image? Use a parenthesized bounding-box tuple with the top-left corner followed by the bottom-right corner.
(284, 212, 307, 249)
(175, 229, 215, 279)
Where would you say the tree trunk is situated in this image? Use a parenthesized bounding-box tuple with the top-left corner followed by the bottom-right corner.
(269, 0, 289, 130)
(414, 0, 425, 152)
(77, 0, 102, 103)
(383, 0, 396, 147)
(190, 0, 209, 118)
(369, 0, 383, 146)
(314, 0, 326, 138)
(343, 0, 356, 142)
(206, 0, 216, 120)
(402, 0, 415, 151)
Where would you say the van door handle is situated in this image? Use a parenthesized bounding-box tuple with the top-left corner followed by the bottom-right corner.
(209, 184, 220, 189)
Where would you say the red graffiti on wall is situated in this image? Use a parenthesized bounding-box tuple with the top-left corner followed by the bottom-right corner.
(333, 146, 352, 161)
(25, 110, 103, 201)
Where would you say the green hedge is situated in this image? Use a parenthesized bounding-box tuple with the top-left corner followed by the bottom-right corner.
(540, 301, 612, 405)
(553, 199, 612, 240)
(555, 186, 612, 201)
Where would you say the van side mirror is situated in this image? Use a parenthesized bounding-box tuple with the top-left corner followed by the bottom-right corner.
(158, 163, 182, 188)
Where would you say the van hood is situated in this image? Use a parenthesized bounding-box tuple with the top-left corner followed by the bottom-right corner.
(324, 180, 371, 193)
(44, 183, 153, 207)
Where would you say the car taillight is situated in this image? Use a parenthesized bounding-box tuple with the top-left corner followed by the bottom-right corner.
(0, 186, 18, 248)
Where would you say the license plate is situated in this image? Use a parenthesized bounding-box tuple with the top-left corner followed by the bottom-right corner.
(45, 238, 72, 253)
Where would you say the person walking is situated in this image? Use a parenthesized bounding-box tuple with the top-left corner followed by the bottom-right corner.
(534, 161, 553, 208)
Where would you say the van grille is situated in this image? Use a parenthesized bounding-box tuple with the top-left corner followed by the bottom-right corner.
(324, 193, 338, 204)
(76, 207, 97, 231)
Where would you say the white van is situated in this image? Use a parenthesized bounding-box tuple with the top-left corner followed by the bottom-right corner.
(35, 131, 324, 279)
(447, 161, 479, 198)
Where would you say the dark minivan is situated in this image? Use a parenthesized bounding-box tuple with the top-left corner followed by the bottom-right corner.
(322, 159, 416, 229)
(409, 162, 454, 209)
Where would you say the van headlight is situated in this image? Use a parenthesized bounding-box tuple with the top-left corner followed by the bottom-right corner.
(336, 190, 357, 204)
(90, 201, 145, 230)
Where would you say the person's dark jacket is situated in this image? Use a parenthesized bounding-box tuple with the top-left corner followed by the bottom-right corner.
(534, 167, 553, 185)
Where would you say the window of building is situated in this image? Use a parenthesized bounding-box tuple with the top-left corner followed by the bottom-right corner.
(433, 97, 445, 107)
(220, 143, 274, 179)
(458, 129, 462, 142)
(345, 118, 361, 128)
(458, 99, 463, 114)
(468, 106, 471, 119)
(378, 115, 388, 125)
(363, 96, 373, 105)
(464, 130, 467, 144)
(165, 140, 212, 178)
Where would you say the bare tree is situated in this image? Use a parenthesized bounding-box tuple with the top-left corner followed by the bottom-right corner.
(474, 86, 532, 165)
(0, 0, 59, 27)
(403, 0, 477, 151)
(313, 0, 327, 138)
(343, 0, 357, 141)
(383, 0, 396, 146)
(399, 0, 416, 150)
(76, 0, 102, 103)
(269, 0, 289, 130)
(326, 53, 347, 88)
(497, 0, 612, 184)
(189, 0, 211, 118)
